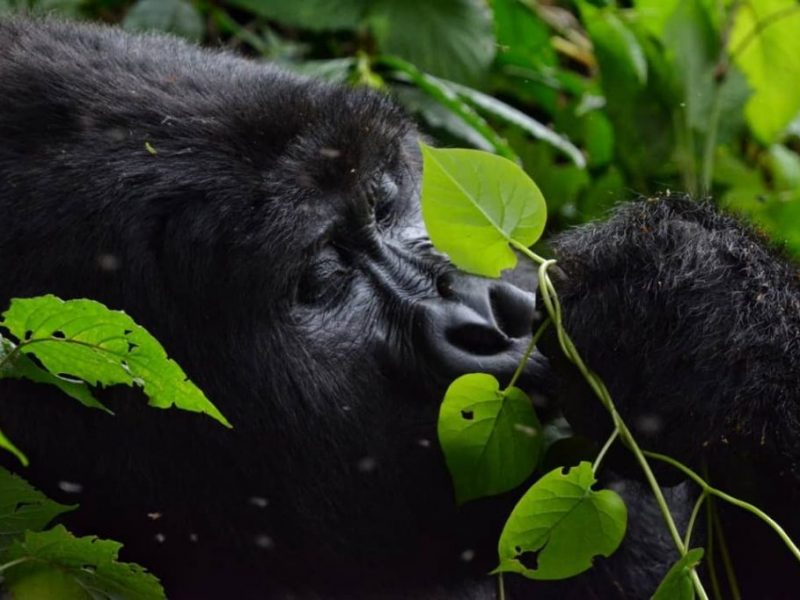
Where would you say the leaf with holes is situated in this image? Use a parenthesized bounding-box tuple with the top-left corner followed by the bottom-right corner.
(438, 373, 542, 504)
(420, 144, 547, 278)
(0, 466, 75, 551)
(652, 548, 705, 600)
(2, 525, 164, 600)
(0, 296, 230, 428)
(1, 334, 108, 414)
(494, 461, 627, 580)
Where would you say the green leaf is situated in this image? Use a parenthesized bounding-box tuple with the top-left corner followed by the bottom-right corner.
(730, 0, 800, 142)
(123, 0, 205, 42)
(580, 3, 648, 87)
(0, 296, 230, 427)
(438, 374, 542, 504)
(1, 335, 108, 413)
(767, 144, 800, 190)
(662, 0, 718, 133)
(3, 525, 164, 600)
(367, 0, 495, 85)
(493, 0, 555, 70)
(0, 467, 75, 551)
(651, 548, 705, 600)
(446, 81, 586, 168)
(225, 0, 368, 31)
(420, 145, 547, 277)
(494, 461, 627, 580)
(382, 56, 517, 160)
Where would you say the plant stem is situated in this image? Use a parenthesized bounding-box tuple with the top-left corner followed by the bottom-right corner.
(0, 557, 30, 574)
(505, 318, 550, 391)
(684, 491, 707, 548)
(644, 450, 800, 565)
(497, 572, 506, 600)
(592, 429, 619, 475)
(706, 498, 724, 600)
(700, 90, 723, 194)
(511, 242, 709, 599)
(710, 498, 742, 600)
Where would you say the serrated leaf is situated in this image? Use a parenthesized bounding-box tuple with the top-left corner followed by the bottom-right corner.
(651, 548, 705, 600)
(367, 0, 494, 85)
(3, 525, 164, 600)
(438, 374, 542, 504)
(0, 466, 75, 551)
(729, 0, 800, 142)
(123, 0, 205, 42)
(420, 145, 547, 278)
(1, 334, 108, 413)
(0, 296, 230, 427)
(494, 461, 627, 580)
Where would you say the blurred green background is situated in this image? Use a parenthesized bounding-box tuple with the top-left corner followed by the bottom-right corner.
(4, 0, 800, 253)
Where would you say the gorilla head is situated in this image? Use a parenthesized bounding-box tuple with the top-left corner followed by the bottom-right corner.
(0, 16, 545, 596)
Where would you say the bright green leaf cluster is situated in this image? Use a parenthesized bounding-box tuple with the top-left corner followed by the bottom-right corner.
(4, 526, 165, 600)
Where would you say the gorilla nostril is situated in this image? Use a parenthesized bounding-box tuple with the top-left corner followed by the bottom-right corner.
(445, 322, 510, 356)
(489, 283, 537, 338)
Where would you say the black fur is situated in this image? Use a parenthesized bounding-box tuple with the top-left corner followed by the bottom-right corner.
(0, 17, 797, 599)
(547, 196, 800, 595)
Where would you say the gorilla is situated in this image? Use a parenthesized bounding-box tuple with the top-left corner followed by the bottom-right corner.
(0, 16, 798, 599)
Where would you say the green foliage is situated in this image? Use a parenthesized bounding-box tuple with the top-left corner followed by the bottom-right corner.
(9, 0, 799, 251)
(419, 144, 546, 277)
(0, 468, 163, 599)
(494, 462, 627, 579)
(0, 295, 230, 428)
(730, 0, 800, 143)
(366, 0, 494, 85)
(0, 467, 75, 551)
(652, 548, 706, 600)
(437, 374, 542, 504)
(2, 526, 164, 599)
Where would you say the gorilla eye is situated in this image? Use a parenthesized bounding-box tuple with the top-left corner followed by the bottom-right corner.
(296, 246, 349, 305)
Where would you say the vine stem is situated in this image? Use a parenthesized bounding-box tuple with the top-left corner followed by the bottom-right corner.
(0, 557, 31, 574)
(510, 241, 709, 600)
(644, 450, 800, 564)
(592, 429, 619, 475)
(505, 318, 550, 391)
(684, 491, 708, 548)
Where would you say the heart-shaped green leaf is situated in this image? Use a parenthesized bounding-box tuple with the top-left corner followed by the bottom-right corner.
(420, 144, 547, 278)
(652, 548, 705, 600)
(438, 373, 542, 504)
(495, 461, 627, 580)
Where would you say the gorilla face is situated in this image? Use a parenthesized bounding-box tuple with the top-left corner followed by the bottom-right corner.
(0, 17, 544, 593)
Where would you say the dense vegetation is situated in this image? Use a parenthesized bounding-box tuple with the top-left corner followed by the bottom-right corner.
(3, 0, 799, 251)
(2, 1, 800, 598)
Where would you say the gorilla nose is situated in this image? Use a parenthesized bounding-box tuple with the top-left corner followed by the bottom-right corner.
(420, 272, 539, 378)
(437, 272, 537, 347)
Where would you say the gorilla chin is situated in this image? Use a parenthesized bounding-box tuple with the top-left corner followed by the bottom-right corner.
(0, 16, 798, 600)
